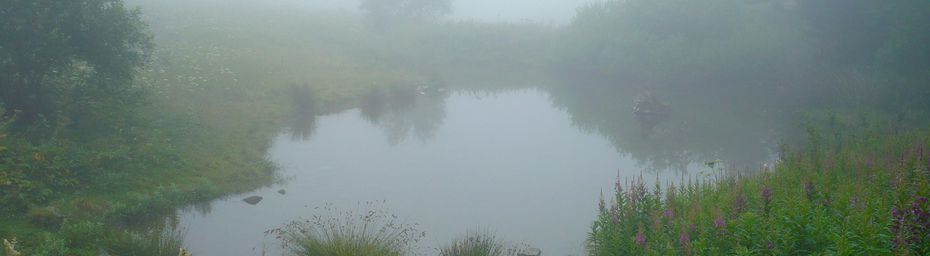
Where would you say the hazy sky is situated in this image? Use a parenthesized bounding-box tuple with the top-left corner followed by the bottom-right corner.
(451, 0, 598, 24)
(299, 0, 599, 24)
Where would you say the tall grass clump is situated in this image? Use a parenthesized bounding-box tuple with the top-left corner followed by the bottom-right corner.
(588, 129, 930, 255)
(105, 227, 188, 256)
(269, 203, 423, 256)
(440, 231, 509, 256)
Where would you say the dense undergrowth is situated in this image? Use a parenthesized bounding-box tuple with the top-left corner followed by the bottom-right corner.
(588, 126, 930, 255)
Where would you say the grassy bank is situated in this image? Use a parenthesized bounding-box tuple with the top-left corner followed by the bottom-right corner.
(588, 126, 930, 255)
(0, 4, 415, 256)
(1, 0, 555, 254)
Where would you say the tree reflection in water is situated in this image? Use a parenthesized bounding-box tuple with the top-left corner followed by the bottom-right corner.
(360, 85, 450, 145)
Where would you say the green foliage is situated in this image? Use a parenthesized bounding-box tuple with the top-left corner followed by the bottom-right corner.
(560, 0, 811, 85)
(559, 0, 930, 115)
(270, 205, 423, 256)
(0, 0, 152, 122)
(105, 228, 186, 256)
(588, 130, 930, 255)
(0, 127, 81, 213)
(440, 231, 509, 256)
(4, 233, 73, 256)
(60, 220, 104, 249)
(360, 0, 453, 28)
(26, 206, 62, 230)
(0, 0, 168, 220)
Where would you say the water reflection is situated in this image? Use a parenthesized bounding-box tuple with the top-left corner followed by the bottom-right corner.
(178, 87, 792, 255)
(287, 80, 782, 172)
(287, 85, 318, 141)
(547, 82, 783, 172)
(360, 85, 450, 145)
(288, 114, 318, 141)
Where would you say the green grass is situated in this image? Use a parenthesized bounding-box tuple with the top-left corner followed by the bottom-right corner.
(270, 205, 423, 256)
(440, 231, 509, 256)
(105, 227, 187, 256)
(0, 1, 423, 254)
(587, 128, 930, 255)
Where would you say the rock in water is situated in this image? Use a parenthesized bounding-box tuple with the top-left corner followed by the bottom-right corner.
(243, 195, 263, 205)
(277, 189, 286, 195)
(517, 248, 542, 256)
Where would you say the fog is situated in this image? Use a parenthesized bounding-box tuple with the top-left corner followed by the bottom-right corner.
(273, 0, 595, 24)
(3, 0, 929, 255)
(450, 0, 596, 24)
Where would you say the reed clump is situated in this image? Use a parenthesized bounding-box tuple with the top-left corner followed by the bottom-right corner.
(269, 204, 423, 256)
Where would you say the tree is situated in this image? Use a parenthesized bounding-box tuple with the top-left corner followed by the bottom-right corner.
(360, 0, 453, 27)
(0, 0, 152, 123)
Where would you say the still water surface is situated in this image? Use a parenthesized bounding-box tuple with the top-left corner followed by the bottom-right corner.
(177, 89, 706, 255)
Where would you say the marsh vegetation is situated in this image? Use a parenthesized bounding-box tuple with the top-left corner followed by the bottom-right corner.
(2, 0, 929, 255)
(269, 204, 423, 256)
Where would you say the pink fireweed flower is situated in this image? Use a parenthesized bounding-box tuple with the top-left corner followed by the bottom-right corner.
(891, 206, 906, 248)
(761, 186, 773, 205)
(732, 195, 746, 216)
(714, 216, 726, 229)
(609, 203, 620, 224)
(615, 177, 623, 194)
(663, 208, 674, 219)
(635, 231, 646, 246)
(679, 233, 692, 253)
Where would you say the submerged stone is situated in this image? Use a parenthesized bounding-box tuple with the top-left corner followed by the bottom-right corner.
(277, 189, 286, 195)
(243, 195, 263, 205)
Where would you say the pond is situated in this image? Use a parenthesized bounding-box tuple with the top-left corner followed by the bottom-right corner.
(175, 87, 775, 255)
